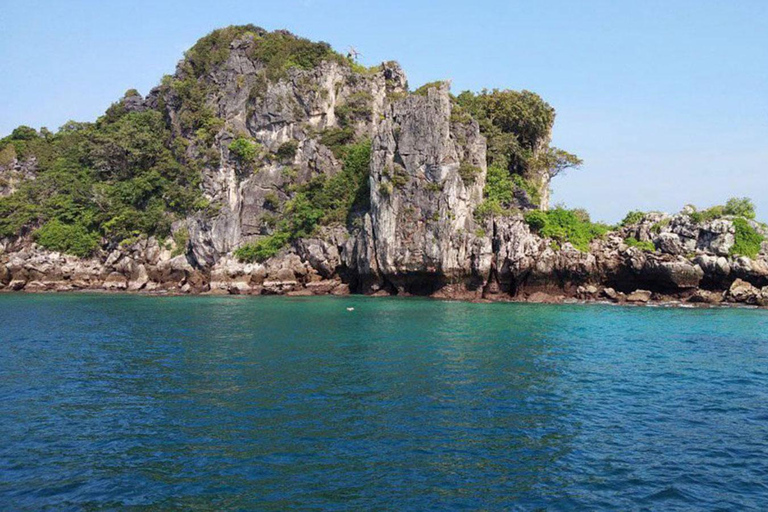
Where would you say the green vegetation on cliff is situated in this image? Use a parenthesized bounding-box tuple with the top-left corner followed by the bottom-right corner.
(229, 137, 260, 173)
(621, 198, 759, 229)
(0, 110, 205, 255)
(624, 237, 656, 252)
(455, 89, 554, 167)
(620, 210, 646, 226)
(33, 219, 100, 257)
(233, 231, 291, 263)
(250, 30, 350, 80)
(184, 25, 352, 81)
(335, 92, 374, 127)
(524, 207, 610, 252)
(414, 81, 447, 96)
(455, 89, 581, 209)
(458, 163, 482, 186)
(724, 197, 757, 219)
(309, 140, 372, 224)
(474, 165, 542, 219)
(730, 218, 763, 259)
(235, 140, 372, 262)
(474, 165, 514, 219)
(684, 197, 757, 224)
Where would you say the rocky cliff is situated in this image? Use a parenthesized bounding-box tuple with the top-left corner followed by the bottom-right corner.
(1, 26, 767, 307)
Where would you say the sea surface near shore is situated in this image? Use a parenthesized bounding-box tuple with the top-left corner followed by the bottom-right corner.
(1, 294, 767, 510)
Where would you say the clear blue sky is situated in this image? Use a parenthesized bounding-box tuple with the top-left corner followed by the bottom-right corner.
(1, 0, 766, 222)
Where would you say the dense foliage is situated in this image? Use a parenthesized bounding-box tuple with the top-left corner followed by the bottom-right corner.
(474, 165, 514, 219)
(184, 25, 256, 78)
(229, 137, 259, 171)
(483, 165, 515, 206)
(683, 197, 757, 224)
(620, 210, 646, 226)
(233, 230, 291, 263)
(33, 219, 100, 257)
(624, 237, 656, 252)
(251, 30, 350, 81)
(730, 218, 764, 259)
(319, 128, 355, 156)
(183, 25, 352, 81)
(275, 140, 298, 161)
(724, 197, 756, 219)
(474, 165, 540, 219)
(453, 89, 581, 211)
(454, 89, 580, 178)
(0, 109, 205, 255)
(307, 140, 372, 224)
(524, 207, 610, 252)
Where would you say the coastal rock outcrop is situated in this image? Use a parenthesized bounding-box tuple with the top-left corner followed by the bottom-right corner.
(727, 279, 768, 306)
(363, 83, 488, 294)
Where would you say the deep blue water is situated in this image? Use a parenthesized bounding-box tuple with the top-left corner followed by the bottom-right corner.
(1, 295, 768, 510)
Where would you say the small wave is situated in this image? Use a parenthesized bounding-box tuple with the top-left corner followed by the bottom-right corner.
(640, 485, 697, 504)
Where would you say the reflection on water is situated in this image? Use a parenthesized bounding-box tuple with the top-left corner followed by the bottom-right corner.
(1, 295, 767, 509)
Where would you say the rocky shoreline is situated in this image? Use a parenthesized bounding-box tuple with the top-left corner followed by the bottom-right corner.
(3, 280, 767, 312)
(3, 210, 767, 310)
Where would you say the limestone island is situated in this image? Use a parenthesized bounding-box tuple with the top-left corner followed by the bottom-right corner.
(1, 25, 767, 306)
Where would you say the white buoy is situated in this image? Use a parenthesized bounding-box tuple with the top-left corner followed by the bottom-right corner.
(346, 307, 355, 311)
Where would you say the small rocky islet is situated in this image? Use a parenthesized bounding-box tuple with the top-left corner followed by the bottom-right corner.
(1, 25, 766, 307)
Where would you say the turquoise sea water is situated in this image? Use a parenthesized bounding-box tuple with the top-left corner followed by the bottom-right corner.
(1, 294, 768, 510)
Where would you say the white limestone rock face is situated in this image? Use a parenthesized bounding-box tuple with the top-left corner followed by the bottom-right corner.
(727, 278, 763, 304)
(655, 232, 684, 255)
(0, 153, 37, 198)
(492, 216, 547, 291)
(150, 31, 408, 267)
(363, 83, 488, 293)
(626, 290, 652, 303)
(696, 219, 735, 256)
